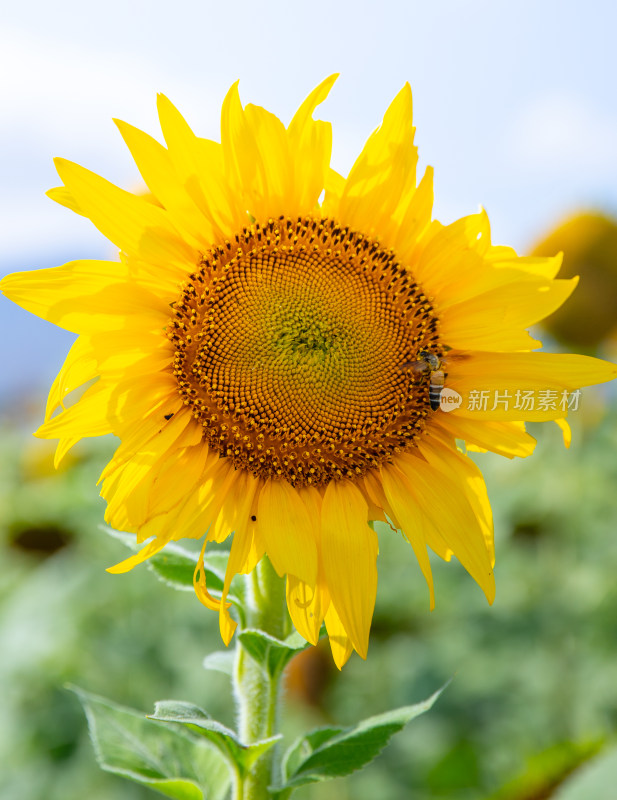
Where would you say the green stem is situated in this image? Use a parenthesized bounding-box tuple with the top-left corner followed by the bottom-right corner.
(233, 771, 245, 800)
(233, 556, 289, 800)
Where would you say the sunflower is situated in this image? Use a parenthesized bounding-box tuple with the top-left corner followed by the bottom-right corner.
(3, 77, 615, 668)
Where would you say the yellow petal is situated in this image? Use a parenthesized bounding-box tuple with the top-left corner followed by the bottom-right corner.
(257, 479, 317, 586)
(286, 575, 329, 646)
(219, 522, 266, 645)
(157, 93, 203, 183)
(435, 415, 536, 459)
(100, 411, 194, 527)
(392, 166, 434, 261)
(320, 480, 377, 659)
(447, 352, 617, 421)
(247, 103, 293, 214)
(487, 248, 563, 280)
(221, 82, 279, 219)
(116, 447, 211, 545)
(114, 117, 215, 250)
(339, 84, 417, 241)
(439, 278, 578, 351)
(322, 167, 345, 215)
(54, 158, 197, 268)
(98, 391, 185, 483)
(418, 440, 495, 566)
(36, 380, 114, 441)
(110, 378, 181, 443)
(285, 486, 329, 645)
(45, 335, 97, 421)
(396, 453, 495, 603)
(54, 437, 81, 468)
(380, 463, 435, 609)
(325, 603, 353, 670)
(91, 330, 171, 377)
(46, 186, 85, 216)
(210, 470, 259, 543)
(106, 532, 172, 574)
(411, 211, 495, 305)
(156, 95, 244, 238)
(148, 444, 214, 519)
(288, 75, 338, 212)
(356, 480, 389, 525)
(193, 538, 223, 611)
(171, 457, 238, 542)
(362, 469, 401, 529)
(554, 418, 572, 448)
(0, 260, 169, 334)
(221, 82, 250, 193)
(288, 75, 338, 141)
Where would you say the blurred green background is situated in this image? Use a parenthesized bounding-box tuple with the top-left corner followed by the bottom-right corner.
(1, 363, 617, 800)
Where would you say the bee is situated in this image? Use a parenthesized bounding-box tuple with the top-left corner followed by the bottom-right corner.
(401, 350, 446, 411)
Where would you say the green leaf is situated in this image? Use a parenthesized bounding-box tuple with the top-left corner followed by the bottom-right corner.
(237, 628, 312, 678)
(102, 527, 222, 593)
(148, 547, 213, 592)
(274, 687, 445, 791)
(150, 700, 280, 777)
(101, 526, 244, 612)
(281, 727, 344, 786)
(69, 686, 230, 800)
(202, 650, 235, 677)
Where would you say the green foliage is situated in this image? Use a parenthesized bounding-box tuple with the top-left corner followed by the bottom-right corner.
(273, 688, 444, 792)
(4, 405, 617, 799)
(202, 651, 235, 677)
(148, 547, 211, 592)
(66, 543, 442, 799)
(149, 700, 280, 778)
(487, 740, 602, 800)
(237, 629, 312, 679)
(69, 687, 231, 800)
(104, 527, 245, 619)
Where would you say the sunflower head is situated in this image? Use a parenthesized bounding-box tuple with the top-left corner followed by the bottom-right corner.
(169, 214, 440, 488)
(2, 77, 615, 668)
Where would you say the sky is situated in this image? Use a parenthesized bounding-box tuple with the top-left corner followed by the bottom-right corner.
(1, 0, 616, 401)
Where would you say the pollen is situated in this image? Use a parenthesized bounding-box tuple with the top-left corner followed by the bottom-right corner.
(168, 216, 441, 486)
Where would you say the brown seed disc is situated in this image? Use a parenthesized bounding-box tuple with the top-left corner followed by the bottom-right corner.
(168, 216, 441, 487)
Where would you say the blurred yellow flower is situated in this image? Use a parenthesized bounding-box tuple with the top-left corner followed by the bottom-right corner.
(531, 212, 617, 351)
(2, 77, 615, 667)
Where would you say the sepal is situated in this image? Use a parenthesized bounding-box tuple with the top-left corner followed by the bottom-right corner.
(237, 627, 325, 679)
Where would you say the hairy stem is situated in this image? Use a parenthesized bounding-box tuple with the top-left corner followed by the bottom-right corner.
(233, 556, 289, 799)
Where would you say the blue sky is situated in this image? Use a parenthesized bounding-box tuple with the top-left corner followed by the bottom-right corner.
(1, 0, 616, 400)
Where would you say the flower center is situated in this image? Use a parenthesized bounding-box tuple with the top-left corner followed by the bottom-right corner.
(169, 217, 441, 487)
